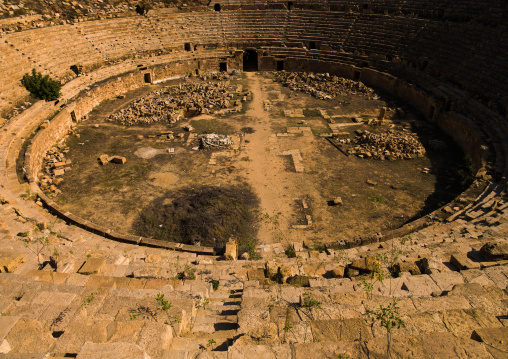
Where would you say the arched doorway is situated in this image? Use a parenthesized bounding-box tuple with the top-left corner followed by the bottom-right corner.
(243, 49, 258, 71)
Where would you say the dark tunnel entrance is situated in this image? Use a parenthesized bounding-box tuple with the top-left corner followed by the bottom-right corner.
(243, 49, 258, 72)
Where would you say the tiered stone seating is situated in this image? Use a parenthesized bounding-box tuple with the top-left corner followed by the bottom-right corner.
(285, 10, 356, 48)
(3, 25, 100, 82)
(0, 1, 507, 357)
(220, 10, 288, 46)
(0, 41, 32, 109)
(73, 17, 163, 61)
(148, 11, 224, 50)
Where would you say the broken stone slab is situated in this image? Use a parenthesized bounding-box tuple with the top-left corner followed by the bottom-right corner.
(401, 275, 440, 296)
(109, 156, 126, 164)
(393, 260, 421, 276)
(451, 253, 480, 270)
(480, 241, 508, 261)
(98, 154, 109, 165)
(77, 257, 106, 275)
(332, 197, 343, 206)
(0, 252, 24, 273)
(430, 271, 465, 291)
(421, 257, 447, 274)
(54, 168, 65, 176)
(471, 326, 508, 358)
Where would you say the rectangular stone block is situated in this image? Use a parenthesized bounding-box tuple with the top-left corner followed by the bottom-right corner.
(78, 258, 106, 275)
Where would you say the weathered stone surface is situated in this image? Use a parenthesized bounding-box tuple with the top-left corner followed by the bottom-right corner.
(430, 271, 464, 291)
(480, 241, 508, 261)
(0, 316, 20, 340)
(350, 256, 379, 273)
(99, 154, 109, 165)
(228, 344, 291, 359)
(286, 275, 310, 287)
(451, 253, 480, 270)
(401, 275, 440, 296)
(235, 323, 279, 345)
(310, 318, 372, 342)
(394, 261, 421, 275)
(78, 257, 107, 275)
(365, 335, 431, 359)
(331, 266, 345, 278)
(421, 257, 447, 275)
(4, 318, 55, 353)
(422, 332, 493, 358)
(471, 327, 508, 359)
(110, 156, 126, 164)
(225, 239, 238, 260)
(76, 342, 150, 359)
(0, 252, 24, 273)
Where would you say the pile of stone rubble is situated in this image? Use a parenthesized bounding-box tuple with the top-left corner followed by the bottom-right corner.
(273, 71, 376, 99)
(38, 144, 70, 195)
(348, 130, 426, 160)
(200, 133, 232, 148)
(108, 81, 240, 126)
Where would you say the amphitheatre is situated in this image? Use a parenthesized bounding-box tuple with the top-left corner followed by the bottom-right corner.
(0, 0, 507, 357)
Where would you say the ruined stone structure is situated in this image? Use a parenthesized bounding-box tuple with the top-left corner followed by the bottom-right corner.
(0, 1, 507, 357)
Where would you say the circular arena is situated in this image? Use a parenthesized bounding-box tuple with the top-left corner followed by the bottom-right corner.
(0, 1, 507, 358)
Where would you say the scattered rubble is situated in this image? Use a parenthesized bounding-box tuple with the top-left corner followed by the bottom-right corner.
(38, 144, 71, 195)
(273, 70, 376, 100)
(348, 130, 426, 160)
(108, 80, 244, 126)
(200, 134, 232, 148)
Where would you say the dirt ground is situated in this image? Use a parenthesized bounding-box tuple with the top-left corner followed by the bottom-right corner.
(56, 72, 469, 247)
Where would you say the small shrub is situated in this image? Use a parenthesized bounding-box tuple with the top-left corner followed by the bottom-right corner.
(285, 247, 296, 258)
(368, 192, 385, 204)
(301, 294, 321, 308)
(22, 69, 62, 101)
(211, 280, 220, 291)
(156, 293, 172, 311)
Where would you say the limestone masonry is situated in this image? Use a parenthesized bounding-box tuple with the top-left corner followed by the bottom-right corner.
(0, 0, 507, 358)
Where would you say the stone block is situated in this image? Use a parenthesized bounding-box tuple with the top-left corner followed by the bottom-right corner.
(0, 252, 24, 273)
(227, 344, 291, 359)
(331, 266, 345, 278)
(365, 335, 430, 359)
(421, 257, 447, 274)
(78, 257, 106, 275)
(0, 316, 19, 340)
(480, 241, 508, 261)
(451, 253, 480, 270)
(76, 342, 150, 359)
(5, 318, 55, 353)
(138, 321, 172, 357)
(430, 271, 464, 291)
(394, 261, 421, 275)
(98, 154, 109, 165)
(106, 320, 145, 343)
(471, 327, 508, 359)
(310, 318, 372, 342)
(109, 156, 126, 164)
(401, 275, 440, 296)
(422, 332, 492, 358)
(225, 239, 238, 260)
(54, 318, 115, 353)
